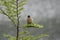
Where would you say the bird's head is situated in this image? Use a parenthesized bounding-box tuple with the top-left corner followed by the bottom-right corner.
(27, 15, 30, 18)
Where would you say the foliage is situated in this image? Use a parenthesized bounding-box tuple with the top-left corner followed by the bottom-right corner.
(23, 23, 44, 28)
(3, 32, 48, 40)
(0, 0, 26, 26)
(0, 0, 48, 40)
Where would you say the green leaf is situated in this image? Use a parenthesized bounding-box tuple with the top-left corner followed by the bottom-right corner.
(9, 0, 16, 4)
(18, 2, 25, 7)
(34, 34, 48, 40)
(18, 7, 24, 14)
(18, 0, 26, 4)
(9, 36, 16, 40)
(23, 23, 44, 28)
(0, 10, 3, 14)
(11, 5, 16, 9)
(3, 34, 9, 38)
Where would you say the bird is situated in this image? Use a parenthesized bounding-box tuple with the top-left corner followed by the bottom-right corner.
(27, 15, 33, 24)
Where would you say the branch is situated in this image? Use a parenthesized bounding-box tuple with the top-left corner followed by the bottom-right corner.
(0, 9, 16, 26)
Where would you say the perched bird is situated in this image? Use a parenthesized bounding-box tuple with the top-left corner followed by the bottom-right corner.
(27, 15, 33, 24)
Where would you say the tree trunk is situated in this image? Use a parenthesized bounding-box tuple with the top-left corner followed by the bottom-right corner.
(16, 0, 19, 40)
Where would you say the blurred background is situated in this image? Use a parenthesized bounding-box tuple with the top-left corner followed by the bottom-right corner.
(0, 0, 60, 40)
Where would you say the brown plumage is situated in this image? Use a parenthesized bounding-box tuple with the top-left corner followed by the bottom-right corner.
(27, 15, 32, 24)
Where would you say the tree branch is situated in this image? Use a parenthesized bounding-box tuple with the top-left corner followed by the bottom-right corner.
(0, 9, 16, 26)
